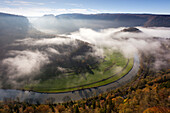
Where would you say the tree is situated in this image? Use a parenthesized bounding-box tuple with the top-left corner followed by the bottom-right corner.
(23, 107, 34, 113)
(74, 105, 80, 113)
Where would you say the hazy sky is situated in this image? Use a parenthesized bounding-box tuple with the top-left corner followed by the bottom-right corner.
(0, 0, 170, 16)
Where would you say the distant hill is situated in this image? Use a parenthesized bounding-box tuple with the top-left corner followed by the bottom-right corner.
(56, 13, 170, 27)
(0, 12, 55, 47)
(121, 27, 142, 33)
(0, 12, 29, 46)
(0, 12, 170, 43)
(30, 13, 170, 34)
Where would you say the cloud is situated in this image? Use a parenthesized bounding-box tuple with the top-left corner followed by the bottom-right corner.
(15, 37, 75, 46)
(46, 48, 60, 54)
(29, 17, 118, 34)
(0, 26, 169, 89)
(0, 7, 101, 17)
(4, 0, 44, 6)
(2, 50, 49, 79)
(138, 27, 170, 38)
(69, 27, 169, 73)
(68, 27, 169, 58)
(0, 36, 80, 88)
(66, 3, 83, 8)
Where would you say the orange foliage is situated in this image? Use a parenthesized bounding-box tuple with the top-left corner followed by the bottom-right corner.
(35, 105, 50, 113)
(23, 106, 34, 113)
(106, 93, 111, 100)
(142, 87, 150, 93)
(143, 107, 170, 113)
(0, 109, 6, 113)
(56, 105, 65, 112)
(112, 96, 124, 107)
(100, 100, 105, 107)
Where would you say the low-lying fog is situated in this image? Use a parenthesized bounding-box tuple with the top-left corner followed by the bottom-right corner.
(0, 25, 170, 89)
(28, 16, 132, 34)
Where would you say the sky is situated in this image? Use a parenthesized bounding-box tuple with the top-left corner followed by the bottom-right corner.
(0, 0, 170, 17)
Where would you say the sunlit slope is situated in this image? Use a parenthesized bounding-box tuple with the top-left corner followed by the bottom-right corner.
(25, 51, 133, 93)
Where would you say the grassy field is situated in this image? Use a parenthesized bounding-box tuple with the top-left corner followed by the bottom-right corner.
(24, 50, 133, 93)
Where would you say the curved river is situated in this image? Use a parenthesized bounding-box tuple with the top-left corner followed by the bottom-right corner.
(0, 54, 140, 104)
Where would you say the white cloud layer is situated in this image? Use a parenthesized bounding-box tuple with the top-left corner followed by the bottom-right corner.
(0, 27, 169, 88)
(0, 7, 101, 17)
(15, 37, 75, 46)
(4, 0, 44, 6)
(68, 27, 170, 58)
(2, 50, 49, 79)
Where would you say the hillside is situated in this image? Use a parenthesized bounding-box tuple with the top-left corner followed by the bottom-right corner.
(56, 13, 170, 27)
(31, 13, 170, 34)
(0, 13, 29, 46)
(0, 12, 55, 47)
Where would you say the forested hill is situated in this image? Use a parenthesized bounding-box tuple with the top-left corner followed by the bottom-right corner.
(56, 13, 170, 27)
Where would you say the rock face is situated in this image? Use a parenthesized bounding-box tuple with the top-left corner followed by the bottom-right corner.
(121, 27, 142, 33)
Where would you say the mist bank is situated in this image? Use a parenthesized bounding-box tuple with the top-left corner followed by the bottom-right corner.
(0, 26, 169, 89)
(0, 12, 169, 89)
(0, 36, 99, 89)
(29, 13, 170, 34)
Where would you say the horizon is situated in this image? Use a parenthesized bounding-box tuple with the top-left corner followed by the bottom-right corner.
(0, 0, 170, 110)
(0, 0, 170, 17)
(1, 12, 170, 18)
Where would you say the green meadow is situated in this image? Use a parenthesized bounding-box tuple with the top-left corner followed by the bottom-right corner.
(25, 51, 133, 93)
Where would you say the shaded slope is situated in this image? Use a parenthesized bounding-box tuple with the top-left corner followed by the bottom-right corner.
(56, 13, 170, 27)
(0, 12, 29, 46)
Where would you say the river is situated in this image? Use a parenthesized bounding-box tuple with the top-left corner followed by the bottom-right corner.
(0, 54, 140, 104)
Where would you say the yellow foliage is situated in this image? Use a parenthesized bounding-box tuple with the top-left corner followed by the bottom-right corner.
(123, 98, 128, 103)
(56, 105, 65, 113)
(0, 109, 6, 113)
(100, 100, 105, 107)
(143, 107, 170, 113)
(142, 87, 150, 93)
(35, 105, 51, 113)
(112, 98, 116, 103)
(106, 93, 111, 100)
(23, 106, 34, 113)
